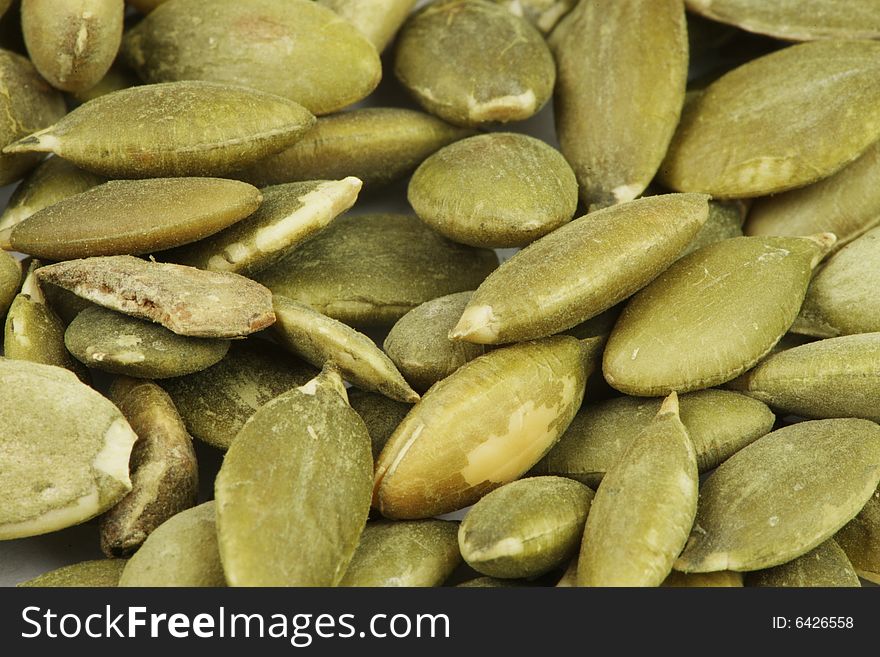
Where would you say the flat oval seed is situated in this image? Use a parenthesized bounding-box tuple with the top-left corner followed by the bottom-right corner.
(0, 250, 20, 316)
(578, 393, 699, 587)
(164, 178, 361, 276)
(118, 502, 225, 587)
(661, 571, 743, 587)
(0, 157, 105, 232)
(160, 340, 317, 450)
(550, 0, 687, 209)
(604, 234, 832, 396)
(0, 359, 137, 539)
(237, 108, 473, 189)
(384, 291, 485, 393)
(215, 368, 373, 586)
(395, 0, 555, 127)
(272, 295, 419, 403)
(451, 194, 709, 345)
(70, 59, 141, 104)
(339, 520, 461, 587)
(3, 81, 316, 178)
(374, 336, 587, 519)
(676, 419, 880, 573)
(36, 256, 275, 338)
(835, 491, 880, 584)
(348, 389, 411, 460)
(459, 476, 593, 579)
(121, 0, 380, 115)
(256, 213, 498, 328)
(408, 133, 578, 248)
(0, 50, 66, 186)
(491, 0, 575, 32)
(533, 389, 775, 487)
(746, 539, 860, 587)
(100, 378, 198, 557)
(660, 40, 880, 198)
(685, 0, 880, 41)
(319, 0, 416, 52)
(0, 178, 262, 260)
(18, 560, 127, 587)
(730, 333, 880, 423)
(680, 200, 746, 258)
(22, 0, 123, 93)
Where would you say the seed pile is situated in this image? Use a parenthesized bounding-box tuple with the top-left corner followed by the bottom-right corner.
(2, 0, 879, 588)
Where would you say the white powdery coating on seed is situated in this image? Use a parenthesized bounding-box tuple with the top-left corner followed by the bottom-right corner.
(612, 183, 643, 204)
(451, 305, 499, 343)
(466, 536, 525, 563)
(466, 90, 537, 122)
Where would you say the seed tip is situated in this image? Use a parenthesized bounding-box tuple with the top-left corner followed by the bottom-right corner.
(659, 391, 679, 416)
(2, 128, 60, 154)
(449, 304, 498, 344)
(0, 227, 13, 250)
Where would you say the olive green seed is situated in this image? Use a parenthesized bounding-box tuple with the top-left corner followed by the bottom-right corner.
(18, 559, 127, 587)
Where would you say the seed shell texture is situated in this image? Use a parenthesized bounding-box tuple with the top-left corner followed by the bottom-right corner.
(256, 213, 499, 328)
(660, 40, 880, 198)
(339, 519, 461, 587)
(118, 502, 226, 587)
(746, 539, 860, 587)
(36, 255, 276, 338)
(492, 0, 575, 33)
(685, 0, 880, 41)
(550, 0, 688, 209)
(348, 389, 412, 460)
(680, 199, 746, 258)
(272, 295, 419, 403)
(604, 234, 834, 396)
(18, 559, 127, 587)
(577, 393, 699, 587)
(121, 0, 381, 115)
(164, 178, 361, 276)
(533, 389, 775, 487)
(661, 570, 743, 587)
(21, 0, 124, 93)
(71, 59, 141, 104)
(459, 476, 593, 579)
(319, 0, 417, 52)
(0, 249, 21, 318)
(676, 419, 880, 573)
(3, 81, 316, 178)
(215, 367, 373, 586)
(835, 490, 880, 584)
(394, 0, 555, 127)
(451, 193, 709, 345)
(0, 178, 262, 260)
(374, 336, 587, 519)
(408, 132, 578, 248)
(0, 359, 137, 540)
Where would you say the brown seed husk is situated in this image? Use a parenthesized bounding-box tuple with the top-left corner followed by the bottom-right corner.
(319, 0, 416, 52)
(835, 489, 880, 584)
(18, 559, 127, 587)
(746, 539, 860, 587)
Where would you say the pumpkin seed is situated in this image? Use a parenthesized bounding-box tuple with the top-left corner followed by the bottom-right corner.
(746, 539, 860, 587)
(408, 132, 578, 247)
(661, 570, 743, 587)
(215, 367, 373, 586)
(319, 0, 416, 52)
(100, 377, 198, 557)
(491, 0, 575, 32)
(121, 0, 380, 115)
(555, 558, 578, 587)
(660, 40, 880, 198)
(604, 234, 834, 396)
(550, 0, 688, 209)
(395, 0, 555, 127)
(36, 255, 276, 338)
(451, 194, 709, 345)
(348, 389, 411, 460)
(18, 559, 127, 587)
(0, 249, 21, 318)
(676, 419, 880, 572)
(339, 519, 461, 587)
(577, 393, 699, 587)
(3, 81, 316, 178)
(70, 58, 140, 104)
(835, 490, 880, 584)
(374, 336, 587, 519)
(680, 200, 746, 258)
(459, 476, 593, 579)
(0, 178, 262, 260)
(0, 359, 137, 540)
(458, 575, 525, 587)
(40, 281, 91, 325)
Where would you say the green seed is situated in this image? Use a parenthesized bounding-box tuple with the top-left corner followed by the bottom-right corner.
(0, 359, 137, 540)
(604, 234, 833, 396)
(408, 133, 578, 248)
(746, 539, 860, 587)
(100, 377, 198, 557)
(374, 336, 587, 519)
(256, 213, 498, 329)
(676, 419, 880, 573)
(118, 502, 226, 587)
(550, 0, 688, 209)
(459, 476, 593, 579)
(339, 520, 461, 587)
(451, 194, 709, 345)
(680, 200, 746, 258)
(36, 255, 276, 338)
(121, 0, 381, 115)
(533, 389, 775, 487)
(272, 295, 419, 403)
(661, 570, 743, 587)
(3, 81, 316, 178)
(348, 389, 411, 460)
(319, 0, 416, 52)
(458, 576, 526, 587)
(40, 280, 92, 325)
(577, 393, 699, 587)
(0, 178, 262, 260)
(0, 249, 21, 318)
(215, 367, 373, 586)
(491, 0, 575, 32)
(660, 40, 880, 198)
(164, 178, 361, 276)
(835, 489, 880, 584)
(18, 559, 127, 587)
(555, 558, 578, 587)
(395, 0, 555, 127)
(70, 59, 140, 104)
(22, 0, 123, 93)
